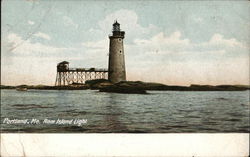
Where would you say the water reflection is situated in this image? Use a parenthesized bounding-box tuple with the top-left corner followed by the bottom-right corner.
(104, 93, 128, 132)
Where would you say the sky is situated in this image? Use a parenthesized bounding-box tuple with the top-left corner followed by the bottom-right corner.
(1, 0, 249, 86)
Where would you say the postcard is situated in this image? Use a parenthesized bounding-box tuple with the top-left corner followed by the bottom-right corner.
(1, 0, 249, 156)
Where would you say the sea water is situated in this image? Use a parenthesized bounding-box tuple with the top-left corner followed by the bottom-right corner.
(1, 89, 249, 133)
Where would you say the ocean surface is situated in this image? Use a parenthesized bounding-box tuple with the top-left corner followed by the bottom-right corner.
(1, 89, 249, 133)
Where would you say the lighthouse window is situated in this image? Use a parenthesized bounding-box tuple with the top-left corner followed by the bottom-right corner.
(118, 39, 122, 42)
(119, 50, 122, 54)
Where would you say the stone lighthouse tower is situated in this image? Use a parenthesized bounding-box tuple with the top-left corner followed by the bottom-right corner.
(108, 21, 126, 83)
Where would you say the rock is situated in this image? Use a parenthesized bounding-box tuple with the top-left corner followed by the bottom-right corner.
(1, 80, 249, 91)
(85, 79, 112, 89)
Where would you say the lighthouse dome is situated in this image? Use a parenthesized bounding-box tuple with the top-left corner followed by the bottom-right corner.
(113, 20, 120, 31)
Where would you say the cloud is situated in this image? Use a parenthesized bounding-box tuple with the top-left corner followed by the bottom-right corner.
(62, 16, 78, 29)
(28, 20, 35, 25)
(134, 31, 189, 45)
(34, 32, 51, 40)
(82, 39, 108, 49)
(83, 9, 159, 42)
(123, 30, 249, 85)
(131, 31, 248, 57)
(80, 39, 109, 67)
(7, 33, 74, 55)
(207, 33, 246, 48)
(98, 9, 142, 32)
(127, 56, 249, 86)
(193, 17, 203, 23)
(2, 33, 80, 85)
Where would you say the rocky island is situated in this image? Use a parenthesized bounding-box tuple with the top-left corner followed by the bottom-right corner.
(1, 79, 249, 94)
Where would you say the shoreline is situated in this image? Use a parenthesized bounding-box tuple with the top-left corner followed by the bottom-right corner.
(1, 80, 249, 93)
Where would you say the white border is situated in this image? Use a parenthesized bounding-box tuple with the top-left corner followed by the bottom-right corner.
(1, 133, 249, 157)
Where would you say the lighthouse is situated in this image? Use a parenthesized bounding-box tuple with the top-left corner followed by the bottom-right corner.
(108, 21, 126, 83)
